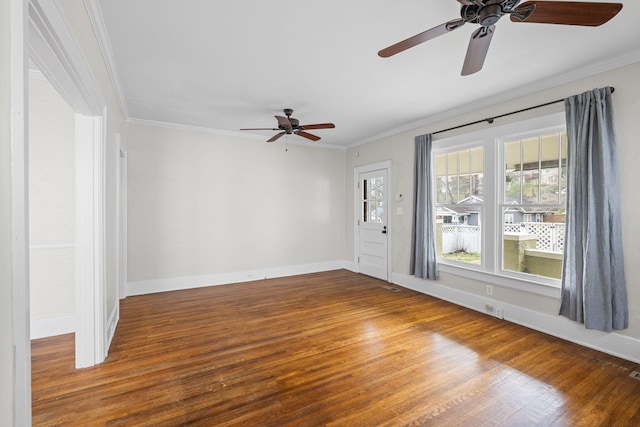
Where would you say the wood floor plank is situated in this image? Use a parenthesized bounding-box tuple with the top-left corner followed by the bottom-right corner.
(32, 270, 640, 426)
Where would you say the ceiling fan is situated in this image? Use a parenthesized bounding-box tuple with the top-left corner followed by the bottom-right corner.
(240, 109, 335, 142)
(378, 1, 623, 75)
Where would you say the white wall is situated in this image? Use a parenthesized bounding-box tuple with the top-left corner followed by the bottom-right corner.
(345, 61, 640, 360)
(126, 125, 346, 294)
(28, 75, 76, 337)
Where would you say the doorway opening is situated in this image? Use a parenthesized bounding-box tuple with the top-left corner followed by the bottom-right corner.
(21, 0, 110, 382)
(28, 70, 77, 341)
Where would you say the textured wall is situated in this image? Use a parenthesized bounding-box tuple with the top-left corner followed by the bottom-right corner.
(126, 125, 346, 285)
(28, 75, 75, 322)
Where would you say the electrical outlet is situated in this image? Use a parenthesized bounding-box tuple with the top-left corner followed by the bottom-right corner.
(495, 308, 504, 319)
(486, 285, 493, 296)
(485, 304, 495, 315)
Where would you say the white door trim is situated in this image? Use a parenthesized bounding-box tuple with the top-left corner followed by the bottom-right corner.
(74, 113, 107, 367)
(9, 0, 31, 424)
(354, 160, 392, 281)
(116, 133, 128, 300)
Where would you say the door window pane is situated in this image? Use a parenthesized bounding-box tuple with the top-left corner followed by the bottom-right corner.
(362, 176, 384, 224)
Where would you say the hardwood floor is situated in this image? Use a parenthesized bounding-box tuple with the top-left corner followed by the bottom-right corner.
(32, 270, 640, 426)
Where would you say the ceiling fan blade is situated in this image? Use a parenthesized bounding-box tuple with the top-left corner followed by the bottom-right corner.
(275, 115, 293, 132)
(299, 123, 335, 130)
(267, 132, 286, 143)
(240, 127, 279, 131)
(461, 25, 495, 76)
(510, 1, 622, 26)
(378, 18, 465, 58)
(296, 130, 321, 141)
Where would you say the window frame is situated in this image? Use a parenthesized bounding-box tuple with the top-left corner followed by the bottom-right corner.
(432, 112, 566, 297)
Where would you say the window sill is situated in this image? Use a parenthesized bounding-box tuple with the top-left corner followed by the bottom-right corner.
(437, 261, 562, 298)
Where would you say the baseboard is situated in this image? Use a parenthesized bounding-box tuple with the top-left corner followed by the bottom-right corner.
(126, 260, 348, 297)
(106, 303, 119, 351)
(31, 314, 75, 340)
(343, 260, 357, 273)
(392, 272, 640, 364)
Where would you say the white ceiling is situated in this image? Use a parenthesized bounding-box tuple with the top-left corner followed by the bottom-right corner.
(91, 0, 640, 148)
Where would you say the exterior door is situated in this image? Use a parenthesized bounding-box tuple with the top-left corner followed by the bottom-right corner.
(358, 168, 389, 280)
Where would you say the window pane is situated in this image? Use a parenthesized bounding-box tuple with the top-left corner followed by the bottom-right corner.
(505, 141, 521, 203)
(362, 175, 385, 223)
(436, 153, 447, 204)
(447, 152, 459, 203)
(436, 207, 482, 265)
(502, 130, 566, 280)
(459, 149, 470, 174)
(501, 207, 564, 279)
(369, 177, 383, 201)
(435, 146, 484, 266)
(459, 174, 471, 201)
(522, 137, 540, 204)
(459, 150, 471, 201)
(448, 175, 460, 204)
(471, 147, 483, 198)
(368, 201, 384, 223)
(540, 133, 560, 204)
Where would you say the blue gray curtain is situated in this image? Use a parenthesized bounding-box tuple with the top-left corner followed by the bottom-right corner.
(559, 87, 628, 331)
(410, 134, 438, 280)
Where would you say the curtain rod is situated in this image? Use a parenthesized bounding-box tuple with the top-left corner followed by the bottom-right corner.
(432, 87, 615, 136)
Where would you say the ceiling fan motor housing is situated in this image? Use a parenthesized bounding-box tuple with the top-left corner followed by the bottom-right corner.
(280, 118, 299, 133)
(480, 4, 504, 26)
(461, 0, 521, 26)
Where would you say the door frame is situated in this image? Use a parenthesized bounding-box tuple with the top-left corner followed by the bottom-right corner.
(10, 0, 109, 421)
(116, 133, 128, 300)
(28, 0, 108, 368)
(354, 160, 392, 281)
(9, 1, 30, 424)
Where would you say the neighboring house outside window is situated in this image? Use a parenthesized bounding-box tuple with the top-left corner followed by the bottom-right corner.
(432, 113, 567, 292)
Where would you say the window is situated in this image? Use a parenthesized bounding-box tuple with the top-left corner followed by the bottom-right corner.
(362, 175, 384, 224)
(502, 131, 567, 279)
(432, 113, 566, 289)
(435, 146, 483, 266)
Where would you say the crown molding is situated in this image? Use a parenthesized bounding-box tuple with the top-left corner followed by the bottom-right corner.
(348, 51, 640, 149)
(84, 0, 130, 120)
